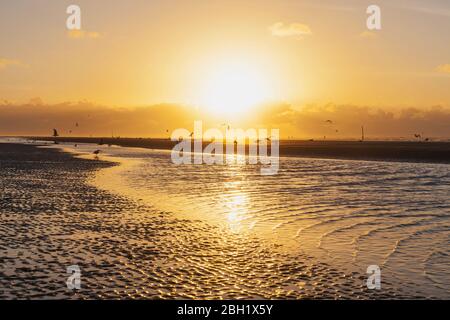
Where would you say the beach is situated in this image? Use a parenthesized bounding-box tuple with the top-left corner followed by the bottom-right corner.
(0, 142, 449, 299)
(0, 143, 356, 299)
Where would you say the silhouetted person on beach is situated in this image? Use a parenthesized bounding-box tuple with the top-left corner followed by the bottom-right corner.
(52, 129, 59, 144)
(93, 149, 101, 160)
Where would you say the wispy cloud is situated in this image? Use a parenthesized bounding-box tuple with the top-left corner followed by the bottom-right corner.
(436, 64, 450, 74)
(67, 30, 101, 39)
(0, 58, 24, 70)
(269, 22, 312, 39)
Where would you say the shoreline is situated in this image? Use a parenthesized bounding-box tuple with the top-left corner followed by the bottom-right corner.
(26, 136, 450, 164)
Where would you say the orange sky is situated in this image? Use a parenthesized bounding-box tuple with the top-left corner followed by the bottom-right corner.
(0, 0, 449, 138)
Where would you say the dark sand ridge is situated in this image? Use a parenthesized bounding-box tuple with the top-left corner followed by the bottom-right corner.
(0, 143, 413, 299)
(27, 137, 450, 164)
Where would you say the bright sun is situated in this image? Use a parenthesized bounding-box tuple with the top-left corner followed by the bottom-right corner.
(199, 62, 272, 115)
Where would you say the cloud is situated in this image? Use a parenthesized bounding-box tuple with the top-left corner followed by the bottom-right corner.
(0, 101, 199, 137)
(1, 101, 449, 139)
(0, 58, 23, 70)
(253, 103, 450, 139)
(436, 64, 450, 74)
(67, 30, 101, 39)
(269, 22, 312, 39)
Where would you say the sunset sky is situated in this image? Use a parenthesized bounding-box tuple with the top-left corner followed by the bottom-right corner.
(0, 0, 449, 138)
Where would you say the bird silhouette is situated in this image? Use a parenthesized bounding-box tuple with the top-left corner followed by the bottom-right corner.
(52, 129, 59, 137)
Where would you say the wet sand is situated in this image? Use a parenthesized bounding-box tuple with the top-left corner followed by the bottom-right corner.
(27, 137, 450, 164)
(0, 143, 412, 299)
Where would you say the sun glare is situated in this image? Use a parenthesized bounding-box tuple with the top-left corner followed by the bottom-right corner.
(199, 62, 272, 116)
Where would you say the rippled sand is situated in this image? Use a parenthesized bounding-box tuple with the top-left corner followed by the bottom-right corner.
(0, 142, 448, 299)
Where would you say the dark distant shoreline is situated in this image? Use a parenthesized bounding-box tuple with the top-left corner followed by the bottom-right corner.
(25, 136, 450, 164)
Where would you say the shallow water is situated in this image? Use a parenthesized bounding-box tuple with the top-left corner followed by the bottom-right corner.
(65, 142, 450, 298)
(1, 140, 449, 299)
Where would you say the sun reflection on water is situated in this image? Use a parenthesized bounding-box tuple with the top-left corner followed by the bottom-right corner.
(224, 194, 248, 232)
